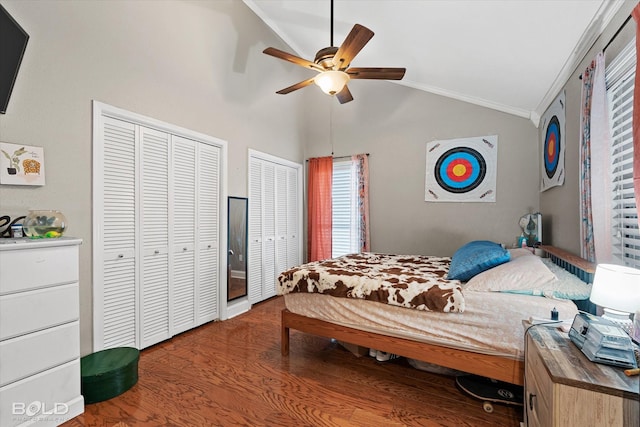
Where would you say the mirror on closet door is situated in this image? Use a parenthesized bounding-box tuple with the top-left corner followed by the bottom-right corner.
(228, 197, 248, 301)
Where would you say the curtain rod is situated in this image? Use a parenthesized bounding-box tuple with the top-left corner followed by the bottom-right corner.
(579, 14, 633, 80)
(306, 153, 370, 162)
(603, 14, 633, 53)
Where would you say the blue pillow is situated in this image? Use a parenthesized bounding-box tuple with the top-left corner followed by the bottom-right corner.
(447, 240, 510, 281)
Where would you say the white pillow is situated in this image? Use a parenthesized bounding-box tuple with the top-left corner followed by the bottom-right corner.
(508, 248, 535, 259)
(464, 254, 557, 292)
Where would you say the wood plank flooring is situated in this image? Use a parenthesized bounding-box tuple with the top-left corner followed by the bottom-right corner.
(64, 297, 523, 426)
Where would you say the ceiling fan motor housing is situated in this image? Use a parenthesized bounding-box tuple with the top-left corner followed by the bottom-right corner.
(315, 46, 340, 69)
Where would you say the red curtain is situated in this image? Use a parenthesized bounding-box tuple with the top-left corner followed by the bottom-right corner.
(633, 4, 640, 224)
(307, 156, 333, 261)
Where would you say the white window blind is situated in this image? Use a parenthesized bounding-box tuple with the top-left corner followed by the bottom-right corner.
(332, 159, 359, 258)
(606, 39, 640, 268)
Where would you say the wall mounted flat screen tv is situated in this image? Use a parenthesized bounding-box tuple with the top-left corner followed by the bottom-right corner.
(0, 4, 29, 114)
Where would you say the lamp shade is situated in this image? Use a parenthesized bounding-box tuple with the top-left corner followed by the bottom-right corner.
(314, 71, 350, 95)
(589, 263, 640, 314)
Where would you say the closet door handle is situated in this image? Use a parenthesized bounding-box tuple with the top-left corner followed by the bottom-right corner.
(183, 247, 188, 251)
(154, 250, 160, 254)
(528, 393, 536, 411)
(118, 254, 124, 259)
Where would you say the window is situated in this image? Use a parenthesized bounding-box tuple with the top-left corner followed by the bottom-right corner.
(606, 40, 640, 268)
(332, 159, 360, 258)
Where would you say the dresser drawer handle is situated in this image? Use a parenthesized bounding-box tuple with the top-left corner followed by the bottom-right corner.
(118, 254, 124, 259)
(528, 393, 536, 411)
(154, 250, 160, 254)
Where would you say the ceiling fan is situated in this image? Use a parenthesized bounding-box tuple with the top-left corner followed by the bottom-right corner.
(262, 0, 406, 104)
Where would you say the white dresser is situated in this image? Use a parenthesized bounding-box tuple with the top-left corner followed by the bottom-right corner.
(0, 237, 84, 427)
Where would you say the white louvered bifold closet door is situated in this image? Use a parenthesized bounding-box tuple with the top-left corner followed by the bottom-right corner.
(172, 135, 197, 335)
(247, 151, 302, 304)
(286, 167, 300, 268)
(101, 117, 137, 349)
(140, 127, 170, 349)
(275, 165, 300, 272)
(95, 102, 225, 351)
(262, 162, 277, 299)
(197, 143, 220, 323)
(275, 166, 288, 284)
(248, 157, 263, 304)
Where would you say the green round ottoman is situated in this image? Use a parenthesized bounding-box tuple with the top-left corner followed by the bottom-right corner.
(81, 347, 139, 404)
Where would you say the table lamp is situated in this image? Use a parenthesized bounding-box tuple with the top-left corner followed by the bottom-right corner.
(589, 263, 640, 334)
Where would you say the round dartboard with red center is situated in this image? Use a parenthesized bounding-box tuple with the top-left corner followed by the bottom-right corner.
(544, 115, 561, 179)
(434, 147, 486, 193)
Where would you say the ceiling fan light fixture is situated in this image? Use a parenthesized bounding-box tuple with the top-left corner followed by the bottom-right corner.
(314, 70, 350, 95)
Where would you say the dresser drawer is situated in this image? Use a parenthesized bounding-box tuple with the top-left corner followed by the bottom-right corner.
(0, 284, 79, 340)
(0, 322, 80, 387)
(526, 364, 552, 427)
(0, 245, 79, 295)
(526, 334, 554, 427)
(0, 359, 81, 427)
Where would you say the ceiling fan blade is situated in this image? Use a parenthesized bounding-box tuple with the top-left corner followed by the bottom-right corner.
(275, 77, 316, 95)
(336, 85, 354, 104)
(346, 67, 406, 80)
(332, 24, 374, 70)
(263, 47, 324, 72)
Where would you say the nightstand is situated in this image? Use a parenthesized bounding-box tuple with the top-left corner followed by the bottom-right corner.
(525, 326, 639, 427)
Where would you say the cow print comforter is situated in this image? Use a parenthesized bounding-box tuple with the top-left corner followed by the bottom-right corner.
(277, 253, 465, 313)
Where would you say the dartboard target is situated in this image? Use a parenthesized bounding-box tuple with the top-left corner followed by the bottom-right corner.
(434, 147, 486, 194)
(540, 90, 566, 192)
(544, 115, 561, 179)
(425, 135, 497, 203)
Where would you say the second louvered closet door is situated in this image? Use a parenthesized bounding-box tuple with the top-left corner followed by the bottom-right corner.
(247, 151, 302, 304)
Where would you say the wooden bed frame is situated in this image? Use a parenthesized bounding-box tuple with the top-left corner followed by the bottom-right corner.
(280, 246, 596, 386)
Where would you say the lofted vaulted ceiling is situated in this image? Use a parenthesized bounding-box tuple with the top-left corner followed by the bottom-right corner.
(244, 0, 626, 125)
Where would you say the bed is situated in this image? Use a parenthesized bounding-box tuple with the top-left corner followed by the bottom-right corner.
(277, 243, 596, 386)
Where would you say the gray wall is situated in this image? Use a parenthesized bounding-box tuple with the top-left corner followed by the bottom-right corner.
(0, 0, 633, 355)
(0, 0, 309, 355)
(540, 2, 637, 255)
(304, 82, 539, 256)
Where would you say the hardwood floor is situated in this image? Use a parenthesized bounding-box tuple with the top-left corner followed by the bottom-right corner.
(64, 297, 523, 427)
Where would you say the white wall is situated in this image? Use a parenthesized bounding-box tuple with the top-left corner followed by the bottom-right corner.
(0, 0, 308, 355)
(304, 81, 539, 256)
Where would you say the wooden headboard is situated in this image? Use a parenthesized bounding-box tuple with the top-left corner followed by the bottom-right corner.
(540, 245, 596, 284)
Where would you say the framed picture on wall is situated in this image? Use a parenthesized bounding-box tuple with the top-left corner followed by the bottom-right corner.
(0, 141, 45, 185)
